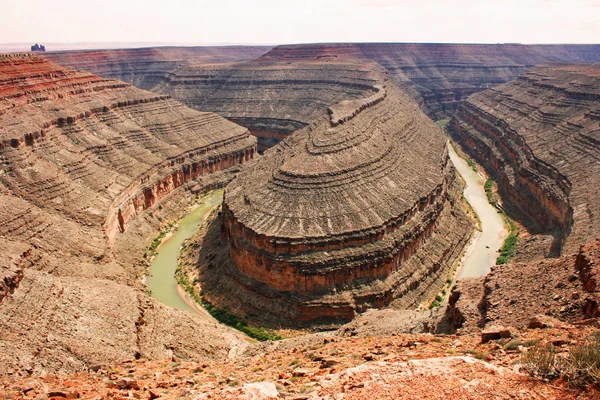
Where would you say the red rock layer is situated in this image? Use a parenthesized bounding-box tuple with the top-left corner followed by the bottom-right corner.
(0, 54, 255, 374)
(449, 64, 600, 256)
(197, 77, 472, 326)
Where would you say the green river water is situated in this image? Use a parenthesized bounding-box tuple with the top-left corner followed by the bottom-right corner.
(448, 143, 508, 278)
(146, 190, 223, 313)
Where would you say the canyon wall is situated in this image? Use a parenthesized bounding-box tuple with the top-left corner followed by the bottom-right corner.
(449, 63, 600, 257)
(44, 44, 600, 148)
(196, 73, 472, 326)
(0, 54, 256, 375)
(257, 43, 600, 120)
(156, 62, 380, 151)
(43, 46, 272, 91)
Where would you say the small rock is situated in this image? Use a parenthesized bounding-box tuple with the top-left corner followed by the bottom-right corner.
(528, 315, 558, 329)
(481, 326, 516, 343)
(292, 368, 311, 377)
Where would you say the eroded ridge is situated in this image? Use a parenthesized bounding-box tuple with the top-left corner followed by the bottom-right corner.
(449, 64, 600, 257)
(0, 54, 255, 374)
(158, 62, 380, 151)
(197, 80, 472, 326)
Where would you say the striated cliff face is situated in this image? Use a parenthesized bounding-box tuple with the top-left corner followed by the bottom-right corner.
(0, 54, 256, 375)
(449, 64, 600, 257)
(196, 74, 472, 326)
(43, 46, 272, 91)
(45, 44, 600, 148)
(257, 43, 600, 120)
(156, 62, 380, 151)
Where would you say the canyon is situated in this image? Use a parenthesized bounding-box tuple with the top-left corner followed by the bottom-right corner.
(1, 40, 599, 399)
(43, 43, 600, 140)
(193, 72, 472, 326)
(0, 53, 256, 374)
(450, 63, 600, 258)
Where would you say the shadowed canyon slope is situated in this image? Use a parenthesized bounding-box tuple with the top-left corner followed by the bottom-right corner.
(450, 63, 600, 258)
(194, 70, 472, 326)
(0, 54, 256, 374)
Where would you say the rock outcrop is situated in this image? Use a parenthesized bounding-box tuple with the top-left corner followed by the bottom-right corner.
(0, 53, 256, 375)
(195, 74, 472, 326)
(445, 239, 600, 333)
(449, 64, 600, 257)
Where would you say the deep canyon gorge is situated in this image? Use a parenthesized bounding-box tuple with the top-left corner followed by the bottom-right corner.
(1, 41, 600, 399)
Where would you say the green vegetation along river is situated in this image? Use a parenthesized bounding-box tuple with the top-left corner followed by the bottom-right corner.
(146, 190, 223, 313)
(448, 142, 508, 278)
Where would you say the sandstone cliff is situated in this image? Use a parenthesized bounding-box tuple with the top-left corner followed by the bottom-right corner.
(46, 44, 600, 148)
(449, 63, 600, 257)
(156, 61, 380, 151)
(0, 53, 256, 375)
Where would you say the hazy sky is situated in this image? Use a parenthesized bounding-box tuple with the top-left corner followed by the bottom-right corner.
(2, 0, 599, 45)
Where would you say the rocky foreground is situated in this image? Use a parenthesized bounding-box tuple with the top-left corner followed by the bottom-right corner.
(3, 239, 600, 398)
(2, 319, 599, 399)
(0, 54, 256, 374)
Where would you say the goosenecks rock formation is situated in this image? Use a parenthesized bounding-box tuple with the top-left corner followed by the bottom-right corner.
(196, 69, 472, 327)
(0, 54, 256, 375)
(450, 64, 600, 257)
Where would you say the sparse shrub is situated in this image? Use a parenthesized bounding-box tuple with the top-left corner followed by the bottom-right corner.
(563, 332, 600, 386)
(429, 300, 440, 309)
(503, 338, 539, 351)
(521, 344, 562, 380)
(465, 349, 489, 361)
(435, 294, 443, 302)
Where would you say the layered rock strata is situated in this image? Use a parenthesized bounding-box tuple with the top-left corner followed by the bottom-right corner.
(46, 44, 600, 149)
(43, 46, 272, 91)
(444, 239, 600, 333)
(197, 79, 472, 326)
(449, 64, 600, 256)
(157, 62, 380, 151)
(257, 44, 600, 119)
(0, 54, 256, 374)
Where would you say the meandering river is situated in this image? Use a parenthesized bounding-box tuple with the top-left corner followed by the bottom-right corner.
(146, 190, 223, 313)
(447, 142, 508, 278)
(146, 142, 503, 315)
